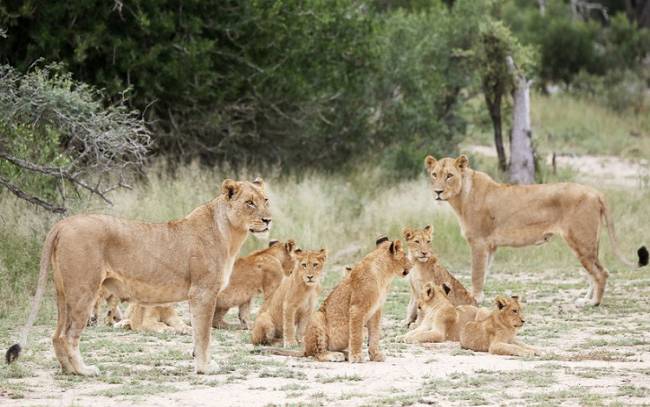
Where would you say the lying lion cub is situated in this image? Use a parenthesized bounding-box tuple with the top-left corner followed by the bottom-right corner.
(251, 249, 327, 347)
(266, 237, 412, 362)
(89, 287, 123, 327)
(114, 304, 191, 335)
(213, 239, 299, 330)
(403, 225, 476, 328)
(460, 295, 539, 357)
(402, 282, 484, 344)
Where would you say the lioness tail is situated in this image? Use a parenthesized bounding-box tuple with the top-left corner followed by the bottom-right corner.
(599, 196, 647, 268)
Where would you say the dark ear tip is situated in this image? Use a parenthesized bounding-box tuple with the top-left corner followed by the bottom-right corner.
(375, 236, 389, 246)
(268, 239, 280, 247)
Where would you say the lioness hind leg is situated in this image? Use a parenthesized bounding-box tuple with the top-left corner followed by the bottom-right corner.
(564, 223, 607, 306)
(63, 293, 100, 376)
(52, 288, 75, 373)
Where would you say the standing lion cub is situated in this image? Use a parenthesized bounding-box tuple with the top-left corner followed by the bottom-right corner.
(213, 239, 299, 330)
(251, 249, 327, 347)
(460, 295, 539, 357)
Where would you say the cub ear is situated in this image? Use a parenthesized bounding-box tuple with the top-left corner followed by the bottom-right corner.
(511, 294, 521, 303)
(424, 282, 435, 300)
(268, 239, 280, 248)
(403, 228, 414, 241)
(495, 295, 509, 310)
(285, 239, 296, 253)
(442, 283, 451, 296)
(317, 248, 328, 261)
(294, 248, 303, 254)
(423, 225, 433, 236)
(221, 179, 240, 200)
(376, 235, 389, 247)
(344, 265, 353, 275)
(455, 155, 469, 170)
(424, 155, 437, 171)
(390, 239, 403, 255)
(252, 177, 265, 188)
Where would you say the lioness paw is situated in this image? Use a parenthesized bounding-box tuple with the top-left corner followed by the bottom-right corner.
(369, 350, 385, 362)
(349, 353, 364, 363)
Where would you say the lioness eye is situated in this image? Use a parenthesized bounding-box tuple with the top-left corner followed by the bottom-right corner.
(446, 173, 453, 179)
(426, 240, 431, 244)
(301, 263, 307, 268)
(312, 263, 318, 267)
(414, 240, 420, 244)
(431, 173, 437, 179)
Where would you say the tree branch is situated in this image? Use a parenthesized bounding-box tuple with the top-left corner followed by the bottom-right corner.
(0, 175, 66, 214)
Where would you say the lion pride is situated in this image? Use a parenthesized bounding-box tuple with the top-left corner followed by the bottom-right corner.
(5, 178, 271, 375)
(424, 155, 648, 306)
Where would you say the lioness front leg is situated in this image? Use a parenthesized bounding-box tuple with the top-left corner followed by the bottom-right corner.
(367, 310, 384, 361)
(348, 305, 365, 363)
(488, 341, 535, 357)
(470, 245, 490, 303)
(189, 291, 218, 374)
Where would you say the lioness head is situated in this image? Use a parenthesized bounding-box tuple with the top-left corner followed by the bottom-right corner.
(377, 237, 413, 277)
(495, 295, 525, 328)
(403, 225, 434, 263)
(221, 178, 272, 237)
(268, 239, 299, 276)
(417, 282, 452, 311)
(295, 248, 327, 286)
(424, 155, 469, 201)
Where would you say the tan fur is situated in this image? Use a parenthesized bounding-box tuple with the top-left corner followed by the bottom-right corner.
(402, 282, 486, 343)
(89, 287, 122, 327)
(460, 295, 539, 357)
(114, 304, 191, 335)
(300, 238, 413, 363)
(424, 155, 644, 306)
(402, 226, 476, 327)
(251, 249, 327, 347)
(213, 240, 299, 330)
(10, 178, 271, 375)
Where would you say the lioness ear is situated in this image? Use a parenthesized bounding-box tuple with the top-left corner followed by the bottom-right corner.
(495, 295, 508, 310)
(424, 155, 437, 171)
(442, 283, 451, 296)
(252, 177, 265, 188)
(221, 179, 240, 200)
(455, 155, 469, 170)
(423, 225, 433, 237)
(317, 248, 328, 261)
(269, 239, 280, 248)
(376, 235, 389, 247)
(285, 240, 296, 253)
(403, 228, 414, 241)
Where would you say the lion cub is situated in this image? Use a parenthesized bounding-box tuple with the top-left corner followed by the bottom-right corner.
(302, 237, 413, 362)
(115, 304, 191, 335)
(403, 226, 476, 328)
(460, 295, 539, 357)
(251, 248, 327, 347)
(213, 239, 298, 329)
(402, 282, 485, 344)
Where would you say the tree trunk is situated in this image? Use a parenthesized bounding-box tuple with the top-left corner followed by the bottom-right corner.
(507, 56, 535, 185)
(484, 92, 507, 172)
(625, 0, 650, 28)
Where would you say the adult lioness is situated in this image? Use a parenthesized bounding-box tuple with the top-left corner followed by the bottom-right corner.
(213, 239, 299, 330)
(424, 155, 648, 306)
(251, 248, 327, 347)
(5, 178, 271, 375)
(402, 225, 476, 327)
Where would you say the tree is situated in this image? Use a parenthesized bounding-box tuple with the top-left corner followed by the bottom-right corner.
(507, 57, 535, 184)
(0, 63, 151, 213)
(625, 0, 650, 28)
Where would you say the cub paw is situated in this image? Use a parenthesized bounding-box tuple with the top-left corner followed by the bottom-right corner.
(283, 339, 298, 348)
(369, 350, 385, 362)
(349, 353, 364, 363)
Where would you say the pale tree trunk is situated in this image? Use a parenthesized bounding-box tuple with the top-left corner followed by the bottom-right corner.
(538, 0, 546, 16)
(507, 56, 535, 185)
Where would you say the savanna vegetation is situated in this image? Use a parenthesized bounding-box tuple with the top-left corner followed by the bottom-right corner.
(1, 0, 650, 405)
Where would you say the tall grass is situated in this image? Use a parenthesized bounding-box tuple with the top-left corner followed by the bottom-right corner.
(1, 157, 648, 321)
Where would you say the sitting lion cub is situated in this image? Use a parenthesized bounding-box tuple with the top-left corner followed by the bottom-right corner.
(114, 304, 191, 335)
(403, 225, 476, 328)
(402, 282, 483, 344)
(213, 239, 298, 329)
(251, 248, 327, 347)
(460, 295, 539, 357)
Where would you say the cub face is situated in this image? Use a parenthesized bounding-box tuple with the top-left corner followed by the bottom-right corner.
(269, 239, 299, 277)
(403, 226, 433, 262)
(378, 238, 413, 277)
(495, 295, 525, 328)
(295, 249, 327, 286)
(424, 155, 469, 201)
(221, 178, 272, 237)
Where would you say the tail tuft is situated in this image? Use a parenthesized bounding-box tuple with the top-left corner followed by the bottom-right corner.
(5, 343, 21, 364)
(638, 246, 649, 267)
